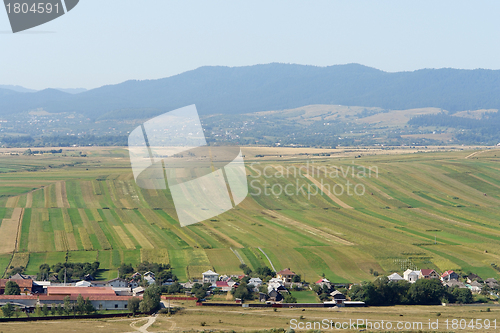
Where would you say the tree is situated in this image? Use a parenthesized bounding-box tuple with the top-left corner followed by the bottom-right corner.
(292, 274, 301, 283)
(192, 283, 209, 301)
(63, 296, 72, 315)
(34, 304, 42, 317)
(128, 297, 141, 316)
(2, 303, 14, 318)
(452, 288, 473, 304)
(284, 294, 297, 303)
(56, 304, 64, 316)
(408, 279, 445, 305)
(76, 294, 85, 314)
(14, 306, 22, 318)
(50, 304, 56, 316)
(84, 297, 95, 314)
(167, 282, 183, 294)
(42, 304, 49, 317)
(139, 286, 161, 314)
(4, 281, 21, 295)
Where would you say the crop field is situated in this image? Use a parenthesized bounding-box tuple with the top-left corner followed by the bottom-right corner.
(0, 146, 499, 283)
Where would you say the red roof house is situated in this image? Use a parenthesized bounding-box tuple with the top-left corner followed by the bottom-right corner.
(419, 269, 440, 279)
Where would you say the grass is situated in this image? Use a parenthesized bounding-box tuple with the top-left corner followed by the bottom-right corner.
(0, 147, 499, 284)
(290, 289, 319, 303)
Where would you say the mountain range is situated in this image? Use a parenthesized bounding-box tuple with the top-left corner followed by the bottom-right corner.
(1, 63, 500, 120)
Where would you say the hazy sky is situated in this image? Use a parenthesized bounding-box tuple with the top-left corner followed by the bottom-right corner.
(1, 0, 500, 90)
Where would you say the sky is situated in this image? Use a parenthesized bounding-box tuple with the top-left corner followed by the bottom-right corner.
(1, 0, 500, 90)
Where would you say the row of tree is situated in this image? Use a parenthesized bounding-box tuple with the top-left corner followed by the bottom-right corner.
(348, 277, 473, 306)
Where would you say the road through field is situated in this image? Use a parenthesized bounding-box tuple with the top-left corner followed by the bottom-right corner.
(131, 314, 157, 333)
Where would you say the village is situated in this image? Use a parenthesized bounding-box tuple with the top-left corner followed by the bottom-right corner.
(0, 261, 499, 318)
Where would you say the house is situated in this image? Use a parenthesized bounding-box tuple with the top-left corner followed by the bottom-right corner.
(466, 274, 482, 284)
(330, 290, 346, 305)
(91, 280, 108, 287)
(0, 278, 33, 294)
(162, 278, 174, 286)
(259, 292, 269, 302)
(444, 280, 467, 288)
(75, 280, 92, 287)
(403, 269, 419, 283)
(268, 289, 283, 302)
(268, 277, 284, 290)
(107, 278, 129, 288)
(202, 270, 219, 285)
(387, 273, 404, 282)
(485, 278, 499, 289)
(144, 275, 156, 285)
(129, 280, 139, 289)
(10, 273, 36, 280)
(468, 281, 483, 293)
(441, 270, 459, 282)
(144, 271, 155, 278)
(227, 279, 238, 288)
(248, 277, 263, 288)
(132, 286, 145, 296)
(113, 287, 133, 296)
(181, 282, 195, 289)
(316, 278, 332, 289)
(276, 268, 296, 283)
(419, 269, 440, 280)
(83, 274, 95, 281)
(215, 281, 232, 292)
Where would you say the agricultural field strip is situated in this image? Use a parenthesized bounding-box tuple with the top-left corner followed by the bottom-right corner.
(0, 208, 23, 254)
(262, 209, 354, 245)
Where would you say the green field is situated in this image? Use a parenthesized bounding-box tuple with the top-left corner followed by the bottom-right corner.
(1, 146, 500, 283)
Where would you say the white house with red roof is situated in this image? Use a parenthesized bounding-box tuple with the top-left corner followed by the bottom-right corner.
(215, 281, 232, 292)
(440, 270, 459, 282)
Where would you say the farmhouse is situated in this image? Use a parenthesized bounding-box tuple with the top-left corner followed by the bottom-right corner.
(419, 269, 439, 279)
(75, 280, 92, 287)
(440, 270, 458, 281)
(485, 278, 499, 289)
(0, 278, 33, 294)
(106, 278, 129, 288)
(443, 280, 466, 288)
(316, 278, 332, 289)
(248, 277, 263, 287)
(276, 268, 296, 284)
(387, 273, 404, 282)
(466, 274, 482, 284)
(215, 281, 232, 292)
(202, 270, 219, 285)
(468, 281, 483, 293)
(403, 269, 419, 283)
(330, 290, 346, 305)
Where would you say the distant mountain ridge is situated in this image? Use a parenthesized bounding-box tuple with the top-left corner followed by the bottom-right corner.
(1, 63, 500, 119)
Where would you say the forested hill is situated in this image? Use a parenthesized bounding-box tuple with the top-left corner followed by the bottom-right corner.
(1, 63, 500, 119)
